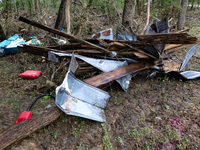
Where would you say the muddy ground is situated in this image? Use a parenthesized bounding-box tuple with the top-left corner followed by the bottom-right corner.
(0, 10, 200, 150)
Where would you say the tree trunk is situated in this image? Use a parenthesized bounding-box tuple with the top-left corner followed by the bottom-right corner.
(122, 0, 136, 27)
(54, 0, 67, 30)
(136, 0, 141, 15)
(75, 0, 93, 35)
(109, 0, 114, 23)
(65, 0, 71, 34)
(0, 24, 7, 41)
(35, 0, 41, 14)
(190, 0, 194, 10)
(28, 0, 32, 18)
(168, 0, 175, 18)
(177, 0, 188, 30)
(5, 0, 9, 37)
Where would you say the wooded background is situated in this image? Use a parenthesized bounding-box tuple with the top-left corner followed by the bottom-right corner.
(0, 0, 199, 38)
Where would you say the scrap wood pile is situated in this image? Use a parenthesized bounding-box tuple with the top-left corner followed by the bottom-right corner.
(17, 16, 200, 82)
(1, 16, 200, 150)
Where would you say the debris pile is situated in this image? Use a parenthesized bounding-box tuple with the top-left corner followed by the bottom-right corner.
(17, 16, 200, 82)
(0, 16, 200, 150)
(15, 16, 200, 122)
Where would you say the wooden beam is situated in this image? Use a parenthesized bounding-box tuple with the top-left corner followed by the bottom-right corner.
(18, 45, 69, 57)
(137, 33, 197, 44)
(84, 60, 156, 87)
(0, 106, 63, 150)
(18, 16, 113, 56)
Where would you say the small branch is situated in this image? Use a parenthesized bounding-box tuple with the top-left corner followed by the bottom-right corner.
(51, 59, 70, 81)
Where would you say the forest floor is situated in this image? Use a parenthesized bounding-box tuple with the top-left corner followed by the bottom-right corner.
(0, 9, 200, 150)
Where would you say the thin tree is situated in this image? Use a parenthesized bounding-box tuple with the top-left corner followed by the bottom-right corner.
(122, 0, 136, 27)
(54, 0, 67, 30)
(177, 0, 188, 30)
(65, 0, 70, 34)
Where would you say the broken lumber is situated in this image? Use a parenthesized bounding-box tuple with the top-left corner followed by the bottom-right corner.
(84, 60, 156, 87)
(48, 43, 83, 50)
(0, 24, 7, 41)
(137, 33, 197, 44)
(18, 16, 113, 56)
(164, 33, 200, 51)
(18, 45, 76, 57)
(0, 106, 63, 150)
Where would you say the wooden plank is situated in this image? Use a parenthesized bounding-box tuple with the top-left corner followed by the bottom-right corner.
(18, 45, 69, 57)
(0, 106, 63, 150)
(164, 33, 200, 51)
(18, 16, 113, 56)
(119, 51, 149, 59)
(0, 24, 7, 41)
(48, 43, 83, 50)
(137, 33, 197, 44)
(122, 43, 158, 59)
(84, 60, 156, 87)
(18, 45, 104, 57)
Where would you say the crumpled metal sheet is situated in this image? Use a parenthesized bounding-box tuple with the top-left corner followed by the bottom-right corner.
(147, 18, 169, 57)
(179, 44, 200, 71)
(49, 51, 136, 91)
(116, 25, 137, 41)
(163, 43, 200, 79)
(180, 71, 200, 79)
(55, 71, 110, 122)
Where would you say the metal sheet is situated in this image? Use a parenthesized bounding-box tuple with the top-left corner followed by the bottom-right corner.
(116, 25, 137, 41)
(55, 72, 110, 122)
(179, 44, 200, 71)
(180, 71, 200, 79)
(159, 44, 200, 79)
(49, 51, 135, 91)
(147, 18, 169, 57)
(92, 28, 113, 40)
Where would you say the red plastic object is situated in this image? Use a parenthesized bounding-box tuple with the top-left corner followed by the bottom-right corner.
(15, 111, 32, 124)
(19, 70, 42, 78)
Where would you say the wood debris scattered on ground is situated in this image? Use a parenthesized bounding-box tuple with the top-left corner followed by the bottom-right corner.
(0, 16, 200, 150)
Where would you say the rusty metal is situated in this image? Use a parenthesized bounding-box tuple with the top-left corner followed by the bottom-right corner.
(92, 28, 113, 40)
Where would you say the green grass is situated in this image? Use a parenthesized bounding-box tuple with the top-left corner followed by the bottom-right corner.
(127, 125, 189, 149)
(101, 123, 113, 150)
(71, 126, 84, 135)
(188, 20, 200, 35)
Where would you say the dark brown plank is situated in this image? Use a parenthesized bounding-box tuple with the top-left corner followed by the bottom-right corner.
(18, 45, 74, 57)
(136, 33, 197, 44)
(84, 60, 156, 87)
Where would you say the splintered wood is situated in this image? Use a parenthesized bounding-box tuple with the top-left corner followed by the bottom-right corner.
(18, 16, 199, 82)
